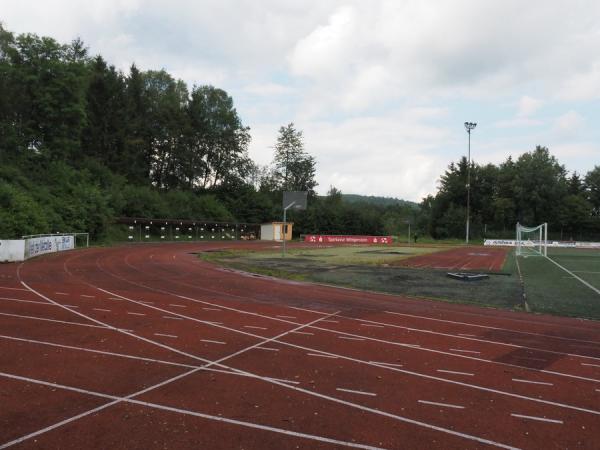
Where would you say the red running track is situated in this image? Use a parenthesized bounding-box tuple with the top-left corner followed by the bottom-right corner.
(0, 242, 599, 449)
(400, 246, 509, 272)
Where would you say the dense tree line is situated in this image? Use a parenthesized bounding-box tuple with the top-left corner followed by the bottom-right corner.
(421, 146, 600, 240)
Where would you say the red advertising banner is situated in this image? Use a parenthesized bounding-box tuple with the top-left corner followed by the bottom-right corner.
(304, 235, 393, 245)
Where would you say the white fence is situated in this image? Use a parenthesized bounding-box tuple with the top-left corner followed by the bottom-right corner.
(484, 239, 600, 249)
(0, 234, 76, 262)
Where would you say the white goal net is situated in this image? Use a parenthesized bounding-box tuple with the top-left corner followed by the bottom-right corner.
(516, 223, 547, 257)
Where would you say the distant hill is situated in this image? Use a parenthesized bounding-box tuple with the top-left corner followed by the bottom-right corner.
(341, 194, 419, 208)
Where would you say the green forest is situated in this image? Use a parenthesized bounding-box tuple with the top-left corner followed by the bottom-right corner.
(1, 26, 599, 242)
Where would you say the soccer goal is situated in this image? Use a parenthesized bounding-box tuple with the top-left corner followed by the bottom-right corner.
(516, 223, 547, 257)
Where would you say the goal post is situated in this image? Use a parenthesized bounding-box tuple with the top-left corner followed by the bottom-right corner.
(516, 222, 547, 257)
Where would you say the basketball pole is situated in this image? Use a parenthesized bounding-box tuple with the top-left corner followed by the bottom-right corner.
(282, 201, 296, 258)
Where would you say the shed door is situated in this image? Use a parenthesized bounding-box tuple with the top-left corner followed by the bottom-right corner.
(273, 225, 281, 240)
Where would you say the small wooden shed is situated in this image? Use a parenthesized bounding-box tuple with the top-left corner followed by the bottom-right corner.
(260, 222, 293, 241)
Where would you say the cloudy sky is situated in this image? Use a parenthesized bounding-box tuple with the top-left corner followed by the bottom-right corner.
(3, 1, 599, 201)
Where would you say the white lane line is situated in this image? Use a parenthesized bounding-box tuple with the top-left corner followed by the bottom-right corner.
(276, 315, 296, 319)
(406, 344, 421, 348)
(307, 353, 337, 359)
(371, 361, 403, 368)
(92, 308, 111, 312)
(64, 305, 79, 308)
(206, 321, 223, 325)
(107, 297, 123, 301)
(360, 323, 384, 328)
(127, 312, 146, 316)
(139, 301, 154, 305)
(287, 305, 331, 315)
(336, 388, 377, 397)
(458, 333, 476, 337)
(418, 400, 464, 409)
(0, 286, 28, 291)
(163, 316, 183, 320)
(202, 307, 221, 311)
(511, 413, 563, 424)
(582, 362, 600, 368)
(266, 377, 300, 385)
(0, 312, 107, 329)
(54, 292, 68, 295)
(255, 347, 279, 352)
(321, 319, 339, 323)
(0, 296, 52, 305)
(80, 295, 95, 298)
(154, 333, 177, 338)
(290, 331, 313, 335)
(169, 304, 186, 308)
(0, 371, 384, 450)
(512, 378, 553, 386)
(201, 339, 226, 345)
(437, 369, 474, 376)
(449, 348, 481, 354)
(338, 336, 365, 341)
(243, 325, 267, 330)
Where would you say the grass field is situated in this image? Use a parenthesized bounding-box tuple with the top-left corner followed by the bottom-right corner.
(518, 247, 600, 319)
(203, 245, 524, 311)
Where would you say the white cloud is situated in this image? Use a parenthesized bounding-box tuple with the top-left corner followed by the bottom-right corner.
(517, 96, 543, 117)
(554, 111, 585, 134)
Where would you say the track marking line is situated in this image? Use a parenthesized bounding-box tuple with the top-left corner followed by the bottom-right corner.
(512, 378, 553, 386)
(383, 310, 600, 346)
(169, 304, 186, 308)
(510, 413, 563, 424)
(92, 308, 111, 312)
(126, 312, 146, 316)
(0, 286, 28, 291)
(370, 361, 403, 368)
(307, 353, 338, 359)
(201, 339, 226, 345)
(582, 362, 600, 368)
(0, 296, 53, 305)
(139, 301, 154, 305)
(202, 307, 221, 311)
(276, 315, 296, 319)
(458, 333, 476, 337)
(266, 377, 300, 385)
(163, 316, 183, 320)
(243, 325, 267, 330)
(54, 292, 68, 295)
(360, 323, 384, 328)
(154, 333, 178, 338)
(0, 312, 108, 329)
(321, 319, 339, 323)
(107, 297, 124, 301)
(0, 371, 384, 450)
(255, 346, 279, 351)
(418, 400, 464, 409)
(64, 305, 79, 308)
(290, 331, 314, 335)
(287, 305, 331, 314)
(449, 348, 480, 354)
(437, 369, 474, 376)
(80, 295, 95, 298)
(206, 321, 223, 325)
(338, 336, 365, 341)
(336, 388, 377, 397)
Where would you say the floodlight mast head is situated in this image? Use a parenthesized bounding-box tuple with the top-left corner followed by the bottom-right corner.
(464, 122, 477, 133)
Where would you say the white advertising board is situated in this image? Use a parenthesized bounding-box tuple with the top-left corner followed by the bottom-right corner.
(485, 239, 600, 249)
(24, 235, 74, 259)
(0, 240, 26, 262)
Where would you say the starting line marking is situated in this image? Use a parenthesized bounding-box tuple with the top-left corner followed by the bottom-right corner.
(202, 308, 221, 311)
(437, 369, 474, 376)
(360, 323, 384, 328)
(0, 286, 28, 291)
(512, 378, 553, 386)
(54, 292, 68, 295)
(127, 312, 146, 316)
(338, 336, 365, 341)
(276, 315, 296, 319)
(458, 333, 476, 337)
(201, 339, 226, 345)
(0, 297, 51, 305)
(244, 325, 267, 330)
(510, 413, 563, 424)
(80, 295, 95, 298)
(290, 331, 314, 335)
(93, 308, 111, 312)
(418, 400, 464, 409)
(255, 347, 279, 351)
(154, 333, 177, 338)
(449, 348, 480, 354)
(370, 361, 403, 368)
(321, 319, 339, 323)
(336, 388, 377, 397)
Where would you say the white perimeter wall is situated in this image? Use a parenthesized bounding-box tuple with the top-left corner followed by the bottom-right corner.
(484, 239, 600, 249)
(0, 235, 75, 262)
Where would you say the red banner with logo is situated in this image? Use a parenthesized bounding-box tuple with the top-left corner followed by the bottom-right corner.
(304, 235, 393, 245)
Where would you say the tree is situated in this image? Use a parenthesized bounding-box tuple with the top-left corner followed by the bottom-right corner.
(271, 123, 317, 194)
(585, 166, 600, 216)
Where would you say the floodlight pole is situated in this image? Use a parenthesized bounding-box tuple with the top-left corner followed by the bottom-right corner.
(282, 201, 296, 257)
(464, 122, 477, 244)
